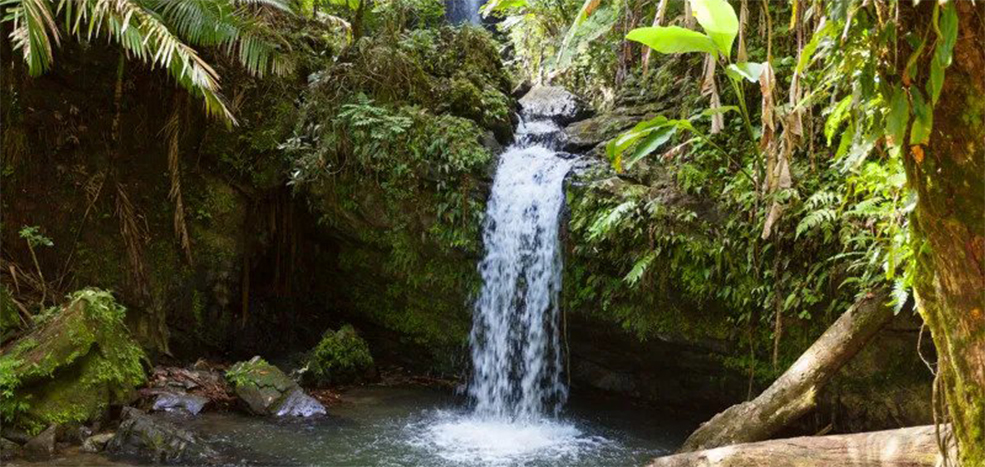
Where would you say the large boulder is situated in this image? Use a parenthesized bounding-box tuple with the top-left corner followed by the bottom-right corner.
(0, 289, 146, 435)
(22, 425, 56, 460)
(225, 357, 326, 417)
(106, 407, 217, 464)
(518, 85, 590, 124)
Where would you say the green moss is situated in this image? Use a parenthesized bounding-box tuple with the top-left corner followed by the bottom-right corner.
(281, 25, 512, 372)
(225, 357, 293, 392)
(305, 325, 374, 386)
(0, 288, 146, 434)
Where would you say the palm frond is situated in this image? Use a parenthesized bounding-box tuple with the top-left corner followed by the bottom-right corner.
(235, 0, 291, 12)
(2, 0, 61, 75)
(61, 0, 236, 123)
(146, 0, 294, 77)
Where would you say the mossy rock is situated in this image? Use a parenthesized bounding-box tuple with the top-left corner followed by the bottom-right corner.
(305, 325, 374, 387)
(225, 356, 324, 416)
(0, 289, 147, 435)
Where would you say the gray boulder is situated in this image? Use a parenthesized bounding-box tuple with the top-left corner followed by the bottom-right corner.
(274, 389, 327, 417)
(107, 407, 218, 464)
(152, 391, 210, 415)
(22, 425, 56, 460)
(518, 85, 590, 125)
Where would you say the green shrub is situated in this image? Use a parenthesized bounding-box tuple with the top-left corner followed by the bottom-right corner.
(306, 325, 374, 386)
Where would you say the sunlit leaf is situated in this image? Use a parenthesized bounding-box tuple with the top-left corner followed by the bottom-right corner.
(725, 61, 763, 83)
(689, 0, 737, 59)
(626, 26, 717, 56)
(623, 125, 677, 170)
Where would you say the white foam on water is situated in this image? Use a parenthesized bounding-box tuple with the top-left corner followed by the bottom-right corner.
(408, 411, 608, 466)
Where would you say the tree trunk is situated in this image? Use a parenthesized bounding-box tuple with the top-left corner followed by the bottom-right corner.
(651, 425, 952, 467)
(901, 3, 985, 465)
(679, 290, 893, 452)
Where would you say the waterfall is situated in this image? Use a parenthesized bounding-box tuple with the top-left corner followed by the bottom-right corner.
(445, 0, 482, 24)
(411, 91, 610, 465)
(468, 114, 573, 420)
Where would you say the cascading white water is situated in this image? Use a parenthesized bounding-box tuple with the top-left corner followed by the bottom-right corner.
(468, 118, 572, 420)
(410, 103, 614, 466)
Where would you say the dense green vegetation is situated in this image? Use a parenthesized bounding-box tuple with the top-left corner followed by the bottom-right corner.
(0, 0, 981, 464)
(305, 324, 374, 386)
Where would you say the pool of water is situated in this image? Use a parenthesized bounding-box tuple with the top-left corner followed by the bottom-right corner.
(20, 385, 695, 467)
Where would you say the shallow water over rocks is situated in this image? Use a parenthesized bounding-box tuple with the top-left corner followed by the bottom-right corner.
(11, 386, 693, 467)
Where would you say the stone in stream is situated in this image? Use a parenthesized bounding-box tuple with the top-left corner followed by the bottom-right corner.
(107, 407, 218, 464)
(225, 356, 326, 417)
(274, 388, 327, 417)
(151, 391, 210, 415)
(81, 432, 115, 453)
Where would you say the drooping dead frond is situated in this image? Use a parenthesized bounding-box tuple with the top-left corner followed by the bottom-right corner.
(115, 182, 151, 300)
(641, 0, 668, 74)
(163, 96, 193, 264)
(701, 54, 724, 134)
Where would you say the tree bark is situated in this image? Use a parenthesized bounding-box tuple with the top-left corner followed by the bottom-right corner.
(679, 290, 894, 452)
(901, 3, 985, 466)
(651, 425, 952, 467)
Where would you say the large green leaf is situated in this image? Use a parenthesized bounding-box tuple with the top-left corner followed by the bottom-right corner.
(690, 0, 737, 59)
(725, 62, 763, 83)
(626, 26, 717, 56)
(624, 126, 677, 171)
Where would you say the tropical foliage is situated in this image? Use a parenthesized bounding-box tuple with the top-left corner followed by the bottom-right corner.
(0, 0, 296, 123)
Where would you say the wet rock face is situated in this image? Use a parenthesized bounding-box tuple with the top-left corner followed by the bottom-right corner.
(518, 85, 591, 125)
(107, 407, 218, 465)
(274, 389, 327, 417)
(152, 392, 210, 415)
(23, 425, 57, 460)
(225, 357, 326, 417)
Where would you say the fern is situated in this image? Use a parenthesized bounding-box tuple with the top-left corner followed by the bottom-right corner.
(623, 251, 656, 286)
(588, 200, 636, 241)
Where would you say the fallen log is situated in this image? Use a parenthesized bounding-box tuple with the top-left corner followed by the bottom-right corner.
(680, 290, 894, 452)
(651, 425, 951, 467)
